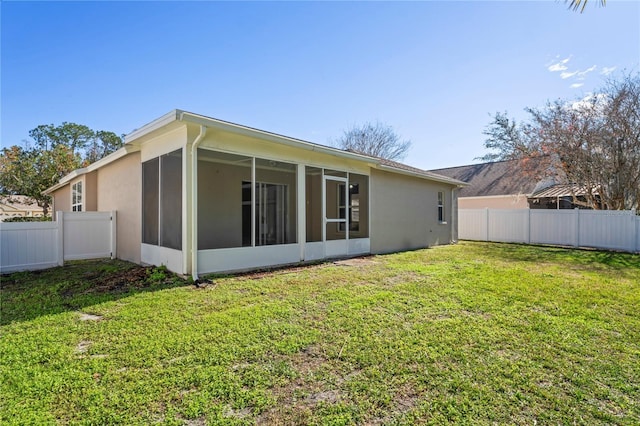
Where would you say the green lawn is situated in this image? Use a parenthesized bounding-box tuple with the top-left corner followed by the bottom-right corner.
(1, 242, 639, 425)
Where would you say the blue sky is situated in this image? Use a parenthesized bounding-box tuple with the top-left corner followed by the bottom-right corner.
(2, 1, 639, 170)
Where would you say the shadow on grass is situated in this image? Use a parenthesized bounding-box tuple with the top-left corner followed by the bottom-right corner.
(467, 241, 640, 271)
(0, 259, 191, 326)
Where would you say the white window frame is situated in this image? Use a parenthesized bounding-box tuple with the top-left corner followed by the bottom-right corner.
(71, 180, 83, 212)
(437, 191, 446, 224)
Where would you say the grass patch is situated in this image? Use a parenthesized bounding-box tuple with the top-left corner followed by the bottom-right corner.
(1, 242, 639, 425)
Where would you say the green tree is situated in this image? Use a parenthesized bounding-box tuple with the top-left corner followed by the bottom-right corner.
(0, 144, 81, 216)
(86, 131, 124, 164)
(29, 122, 94, 156)
(0, 122, 124, 215)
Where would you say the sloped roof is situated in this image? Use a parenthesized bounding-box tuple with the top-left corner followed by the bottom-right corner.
(343, 150, 466, 185)
(46, 110, 465, 193)
(530, 183, 594, 198)
(0, 195, 42, 211)
(430, 158, 551, 197)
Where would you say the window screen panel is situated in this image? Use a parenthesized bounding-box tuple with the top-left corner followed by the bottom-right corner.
(305, 167, 322, 242)
(142, 158, 159, 245)
(255, 158, 297, 245)
(349, 173, 369, 237)
(197, 149, 252, 249)
(160, 149, 182, 250)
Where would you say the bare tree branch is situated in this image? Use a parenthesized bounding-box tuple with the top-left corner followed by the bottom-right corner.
(335, 121, 411, 161)
(482, 72, 640, 211)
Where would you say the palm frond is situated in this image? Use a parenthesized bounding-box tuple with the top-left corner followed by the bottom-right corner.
(567, 0, 607, 13)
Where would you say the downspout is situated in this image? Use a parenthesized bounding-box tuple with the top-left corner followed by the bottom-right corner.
(191, 125, 207, 282)
(451, 187, 456, 243)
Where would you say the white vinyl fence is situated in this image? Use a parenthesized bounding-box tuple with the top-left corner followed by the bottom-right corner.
(0, 211, 116, 274)
(459, 208, 640, 253)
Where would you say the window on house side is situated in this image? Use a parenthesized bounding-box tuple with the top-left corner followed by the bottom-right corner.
(72, 181, 83, 212)
(438, 191, 445, 223)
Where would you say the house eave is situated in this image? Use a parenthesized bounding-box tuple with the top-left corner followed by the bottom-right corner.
(43, 144, 140, 195)
(377, 164, 468, 186)
(176, 111, 379, 165)
(124, 110, 181, 145)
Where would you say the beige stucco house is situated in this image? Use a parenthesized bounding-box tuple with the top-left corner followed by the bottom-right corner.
(0, 196, 49, 221)
(45, 110, 465, 277)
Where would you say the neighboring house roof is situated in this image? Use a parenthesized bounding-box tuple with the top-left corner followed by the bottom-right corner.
(0, 195, 47, 220)
(45, 110, 466, 193)
(430, 157, 561, 198)
(0, 195, 42, 212)
(430, 159, 538, 197)
(530, 183, 595, 199)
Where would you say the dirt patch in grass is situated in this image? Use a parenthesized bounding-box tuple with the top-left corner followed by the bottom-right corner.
(367, 384, 420, 425)
(227, 256, 376, 282)
(75, 340, 92, 354)
(58, 264, 182, 298)
(382, 271, 423, 286)
(78, 312, 103, 321)
(256, 344, 341, 424)
(84, 266, 151, 293)
(223, 405, 252, 419)
(333, 257, 378, 267)
(231, 262, 328, 281)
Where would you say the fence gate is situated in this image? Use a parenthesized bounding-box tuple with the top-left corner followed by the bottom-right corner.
(0, 211, 116, 274)
(61, 211, 116, 260)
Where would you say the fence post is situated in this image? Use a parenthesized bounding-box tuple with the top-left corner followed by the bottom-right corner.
(527, 208, 531, 244)
(56, 211, 64, 266)
(485, 208, 490, 241)
(574, 208, 580, 248)
(633, 209, 638, 253)
(111, 211, 117, 259)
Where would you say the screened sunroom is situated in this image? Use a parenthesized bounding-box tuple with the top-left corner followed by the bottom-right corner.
(195, 148, 370, 274)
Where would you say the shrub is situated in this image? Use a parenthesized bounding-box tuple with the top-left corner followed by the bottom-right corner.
(2, 216, 52, 223)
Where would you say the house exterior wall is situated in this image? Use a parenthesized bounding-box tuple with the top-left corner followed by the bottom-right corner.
(85, 171, 98, 211)
(52, 186, 71, 214)
(96, 152, 142, 263)
(459, 195, 529, 209)
(369, 168, 455, 254)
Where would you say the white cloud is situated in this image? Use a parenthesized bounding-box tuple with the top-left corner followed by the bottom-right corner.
(577, 65, 597, 77)
(601, 66, 617, 76)
(548, 57, 609, 89)
(547, 56, 571, 72)
(549, 63, 568, 72)
(561, 71, 579, 79)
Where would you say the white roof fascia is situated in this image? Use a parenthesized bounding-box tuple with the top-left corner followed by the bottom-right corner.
(86, 144, 140, 173)
(177, 111, 378, 165)
(43, 144, 140, 194)
(58, 168, 88, 185)
(377, 164, 468, 187)
(124, 110, 181, 144)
